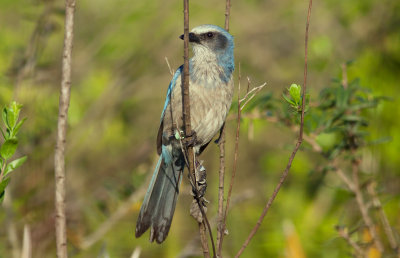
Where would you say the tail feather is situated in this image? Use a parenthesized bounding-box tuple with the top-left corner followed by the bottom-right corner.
(135, 147, 184, 243)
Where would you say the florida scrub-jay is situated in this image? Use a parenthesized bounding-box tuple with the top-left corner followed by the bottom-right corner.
(135, 24, 235, 243)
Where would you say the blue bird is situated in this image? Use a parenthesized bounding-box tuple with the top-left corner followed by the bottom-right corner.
(135, 24, 235, 243)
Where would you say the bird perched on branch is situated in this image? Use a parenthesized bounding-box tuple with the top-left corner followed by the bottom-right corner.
(135, 24, 235, 243)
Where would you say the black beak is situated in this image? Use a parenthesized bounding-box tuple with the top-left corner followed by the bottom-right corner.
(179, 32, 200, 43)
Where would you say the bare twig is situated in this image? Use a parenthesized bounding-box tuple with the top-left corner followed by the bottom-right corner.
(239, 83, 266, 111)
(54, 0, 75, 257)
(224, 0, 231, 31)
(130, 246, 141, 258)
(21, 225, 32, 258)
(333, 165, 356, 192)
(221, 63, 242, 252)
(180, 190, 254, 258)
(182, 1, 215, 257)
(367, 182, 399, 253)
(199, 222, 211, 258)
(165, 57, 174, 76)
(336, 226, 364, 258)
(235, 1, 313, 256)
(217, 126, 226, 257)
(217, 2, 232, 255)
(4, 193, 20, 258)
(351, 158, 384, 253)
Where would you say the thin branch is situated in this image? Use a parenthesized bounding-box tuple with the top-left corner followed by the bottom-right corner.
(216, 126, 226, 257)
(21, 225, 32, 258)
(336, 226, 364, 258)
(351, 158, 384, 253)
(235, 1, 313, 256)
(217, 2, 231, 255)
(333, 165, 356, 192)
(54, 0, 75, 257)
(199, 222, 211, 258)
(239, 83, 266, 111)
(224, 0, 231, 31)
(165, 57, 174, 76)
(130, 246, 141, 258)
(221, 63, 242, 251)
(367, 182, 399, 252)
(182, 1, 215, 257)
(180, 190, 254, 258)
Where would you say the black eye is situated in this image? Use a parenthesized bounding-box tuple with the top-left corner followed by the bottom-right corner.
(207, 32, 214, 38)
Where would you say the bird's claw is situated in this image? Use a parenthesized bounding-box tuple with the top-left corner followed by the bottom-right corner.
(182, 130, 198, 148)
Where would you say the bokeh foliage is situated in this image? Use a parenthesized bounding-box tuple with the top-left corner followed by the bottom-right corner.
(0, 0, 399, 257)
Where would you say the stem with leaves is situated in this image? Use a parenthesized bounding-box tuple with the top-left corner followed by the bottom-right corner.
(0, 102, 27, 204)
(236, 1, 313, 256)
(54, 0, 75, 257)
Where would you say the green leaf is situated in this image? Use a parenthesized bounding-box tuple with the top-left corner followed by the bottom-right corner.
(4, 156, 27, 177)
(8, 102, 22, 129)
(336, 86, 349, 109)
(0, 138, 18, 160)
(282, 93, 296, 106)
(289, 84, 301, 105)
(11, 117, 26, 137)
(0, 177, 10, 204)
(2, 107, 8, 129)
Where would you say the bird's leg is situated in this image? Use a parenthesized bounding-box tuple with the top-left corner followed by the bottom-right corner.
(182, 130, 198, 148)
(189, 160, 208, 223)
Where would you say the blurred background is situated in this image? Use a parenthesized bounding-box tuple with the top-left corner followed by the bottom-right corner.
(0, 0, 399, 257)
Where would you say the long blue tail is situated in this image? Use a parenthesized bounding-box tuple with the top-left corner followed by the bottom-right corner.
(135, 146, 185, 243)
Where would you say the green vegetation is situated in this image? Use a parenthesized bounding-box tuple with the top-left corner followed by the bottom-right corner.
(0, 102, 26, 204)
(0, 0, 399, 257)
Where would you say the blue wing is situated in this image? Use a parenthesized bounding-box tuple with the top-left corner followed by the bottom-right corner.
(157, 65, 183, 155)
(160, 65, 183, 122)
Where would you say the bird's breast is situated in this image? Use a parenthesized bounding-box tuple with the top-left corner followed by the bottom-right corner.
(164, 69, 234, 151)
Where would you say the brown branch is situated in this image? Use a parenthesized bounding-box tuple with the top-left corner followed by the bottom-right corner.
(336, 226, 364, 258)
(351, 158, 384, 253)
(367, 182, 399, 253)
(217, 126, 226, 257)
(54, 0, 75, 257)
(235, 1, 313, 256)
(224, 0, 231, 31)
(182, 1, 215, 257)
(217, 2, 232, 255)
(199, 222, 211, 258)
(221, 63, 242, 254)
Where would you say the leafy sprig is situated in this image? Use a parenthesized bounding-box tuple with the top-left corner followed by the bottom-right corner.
(0, 101, 27, 203)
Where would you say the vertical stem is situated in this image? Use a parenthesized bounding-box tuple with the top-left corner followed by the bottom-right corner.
(54, 0, 75, 257)
(217, 2, 231, 255)
(199, 222, 211, 258)
(217, 127, 226, 256)
(367, 182, 399, 253)
(235, 1, 313, 256)
(224, 0, 231, 31)
(182, 1, 212, 256)
(352, 158, 384, 253)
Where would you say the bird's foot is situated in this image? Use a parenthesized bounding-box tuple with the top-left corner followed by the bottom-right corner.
(182, 130, 198, 148)
(190, 161, 208, 223)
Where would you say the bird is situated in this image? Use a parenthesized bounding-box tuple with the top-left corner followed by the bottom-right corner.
(135, 24, 235, 244)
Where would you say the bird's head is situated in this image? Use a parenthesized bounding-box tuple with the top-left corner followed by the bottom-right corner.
(180, 24, 234, 58)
